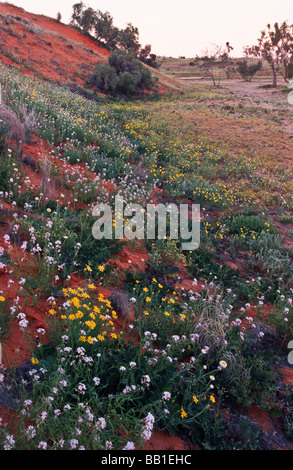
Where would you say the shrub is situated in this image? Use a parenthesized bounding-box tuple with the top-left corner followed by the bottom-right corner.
(89, 50, 153, 97)
(237, 60, 262, 81)
(117, 71, 137, 96)
(89, 63, 118, 93)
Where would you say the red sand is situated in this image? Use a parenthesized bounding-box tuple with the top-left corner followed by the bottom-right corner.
(0, 2, 109, 85)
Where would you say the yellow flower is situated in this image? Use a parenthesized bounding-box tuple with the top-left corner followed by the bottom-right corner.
(70, 297, 80, 308)
(98, 265, 105, 272)
(164, 311, 170, 316)
(143, 287, 148, 292)
(85, 320, 96, 330)
(79, 335, 86, 342)
(146, 297, 151, 302)
(210, 395, 216, 403)
(180, 407, 187, 419)
(85, 264, 92, 272)
(144, 311, 149, 316)
(81, 292, 90, 299)
(0, 296, 5, 302)
(31, 357, 39, 365)
(48, 309, 56, 315)
(193, 395, 199, 404)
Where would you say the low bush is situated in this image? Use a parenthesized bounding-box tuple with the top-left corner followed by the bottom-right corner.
(89, 50, 153, 97)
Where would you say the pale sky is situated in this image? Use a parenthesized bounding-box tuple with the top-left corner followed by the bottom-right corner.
(4, 0, 293, 57)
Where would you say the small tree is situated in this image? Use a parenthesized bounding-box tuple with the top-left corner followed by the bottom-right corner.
(237, 60, 262, 81)
(56, 12, 62, 23)
(71, 2, 97, 34)
(245, 22, 293, 86)
(118, 23, 141, 54)
(139, 44, 158, 68)
(196, 42, 233, 86)
(94, 10, 116, 46)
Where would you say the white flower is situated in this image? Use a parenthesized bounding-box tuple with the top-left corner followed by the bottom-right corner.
(219, 360, 227, 369)
(162, 391, 171, 401)
(93, 377, 100, 386)
(123, 441, 135, 450)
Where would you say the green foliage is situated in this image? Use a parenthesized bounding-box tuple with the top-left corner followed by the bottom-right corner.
(225, 214, 277, 236)
(0, 119, 10, 152)
(0, 297, 10, 343)
(89, 63, 119, 94)
(90, 50, 153, 97)
(237, 60, 262, 81)
(71, 2, 151, 58)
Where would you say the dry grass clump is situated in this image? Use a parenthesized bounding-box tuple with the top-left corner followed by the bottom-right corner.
(0, 103, 25, 144)
(37, 150, 56, 203)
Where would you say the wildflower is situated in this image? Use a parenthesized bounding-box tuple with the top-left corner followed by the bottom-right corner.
(193, 395, 199, 404)
(162, 391, 171, 401)
(141, 375, 151, 386)
(40, 411, 48, 422)
(141, 412, 155, 441)
(219, 360, 227, 369)
(1, 435, 12, 451)
(23, 399, 32, 408)
(70, 439, 79, 449)
(26, 426, 36, 439)
(210, 395, 216, 403)
(98, 265, 105, 272)
(123, 441, 135, 450)
(180, 407, 187, 419)
(93, 377, 100, 386)
(38, 441, 47, 450)
(96, 417, 107, 430)
(31, 357, 39, 365)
